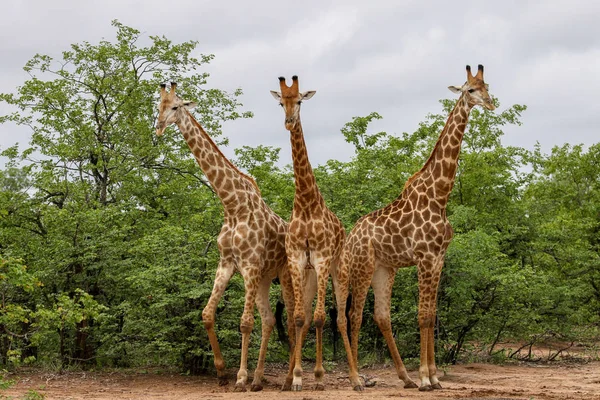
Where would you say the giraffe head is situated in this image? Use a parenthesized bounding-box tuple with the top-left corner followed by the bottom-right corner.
(270, 75, 316, 131)
(155, 82, 198, 136)
(448, 65, 495, 111)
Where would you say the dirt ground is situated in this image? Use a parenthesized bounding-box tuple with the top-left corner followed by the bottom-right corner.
(2, 361, 600, 400)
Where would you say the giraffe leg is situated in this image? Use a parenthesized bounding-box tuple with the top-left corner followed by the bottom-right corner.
(279, 266, 297, 391)
(312, 256, 331, 391)
(289, 258, 305, 392)
(202, 260, 236, 386)
(331, 261, 361, 391)
(288, 252, 311, 392)
(416, 257, 443, 391)
(233, 266, 260, 392)
(349, 280, 369, 372)
(250, 277, 276, 392)
(301, 270, 316, 371)
(371, 267, 418, 389)
(290, 268, 317, 391)
(428, 320, 442, 390)
(428, 261, 443, 390)
(349, 243, 375, 368)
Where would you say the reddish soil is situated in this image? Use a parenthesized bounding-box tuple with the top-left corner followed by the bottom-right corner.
(2, 361, 600, 400)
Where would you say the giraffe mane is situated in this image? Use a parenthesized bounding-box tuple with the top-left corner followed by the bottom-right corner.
(184, 109, 261, 194)
(402, 96, 464, 194)
(402, 138, 443, 192)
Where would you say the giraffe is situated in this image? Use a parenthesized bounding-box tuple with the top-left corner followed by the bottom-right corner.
(155, 83, 295, 392)
(336, 65, 496, 391)
(270, 75, 353, 391)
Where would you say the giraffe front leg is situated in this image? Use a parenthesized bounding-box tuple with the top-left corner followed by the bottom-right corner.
(202, 260, 236, 386)
(416, 258, 443, 391)
(418, 321, 433, 391)
(428, 262, 443, 390)
(372, 267, 418, 389)
(288, 252, 308, 391)
(279, 266, 296, 391)
(428, 321, 442, 390)
(349, 282, 369, 372)
(348, 243, 375, 371)
(312, 257, 331, 391)
(291, 267, 317, 391)
(233, 266, 260, 392)
(250, 278, 275, 392)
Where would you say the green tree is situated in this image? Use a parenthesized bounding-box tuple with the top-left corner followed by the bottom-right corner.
(524, 144, 600, 341)
(0, 21, 251, 370)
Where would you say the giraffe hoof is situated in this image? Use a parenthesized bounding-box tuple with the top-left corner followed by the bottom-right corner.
(432, 382, 443, 390)
(404, 380, 419, 389)
(250, 383, 263, 392)
(418, 384, 433, 392)
(281, 380, 293, 391)
(314, 383, 325, 391)
(291, 384, 302, 391)
(218, 377, 229, 386)
(353, 384, 364, 392)
(233, 383, 247, 392)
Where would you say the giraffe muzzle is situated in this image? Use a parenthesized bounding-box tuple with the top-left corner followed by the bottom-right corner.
(285, 118, 297, 130)
(483, 101, 496, 111)
(156, 122, 166, 136)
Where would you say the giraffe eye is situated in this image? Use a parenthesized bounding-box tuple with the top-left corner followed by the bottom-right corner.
(279, 103, 283, 107)
(172, 106, 179, 110)
(297, 101, 302, 105)
(468, 89, 475, 93)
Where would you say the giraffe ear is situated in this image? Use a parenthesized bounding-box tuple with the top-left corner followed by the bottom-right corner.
(183, 101, 197, 109)
(448, 86, 463, 94)
(270, 91, 282, 101)
(301, 91, 316, 100)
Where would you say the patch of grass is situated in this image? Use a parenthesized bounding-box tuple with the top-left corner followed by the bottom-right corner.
(0, 372, 15, 390)
(23, 391, 45, 400)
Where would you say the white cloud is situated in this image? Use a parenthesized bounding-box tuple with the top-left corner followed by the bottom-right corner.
(282, 6, 361, 63)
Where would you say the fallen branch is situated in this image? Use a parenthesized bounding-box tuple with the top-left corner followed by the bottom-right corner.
(548, 341, 574, 361)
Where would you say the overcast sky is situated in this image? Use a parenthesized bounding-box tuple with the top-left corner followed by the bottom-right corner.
(1, 0, 599, 169)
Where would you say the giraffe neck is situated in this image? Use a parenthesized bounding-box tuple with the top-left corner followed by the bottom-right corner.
(411, 95, 472, 204)
(289, 120, 323, 209)
(176, 109, 257, 213)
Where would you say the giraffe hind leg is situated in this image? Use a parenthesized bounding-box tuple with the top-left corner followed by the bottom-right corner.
(201, 260, 236, 386)
(250, 277, 275, 392)
(233, 265, 261, 392)
(331, 262, 362, 391)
